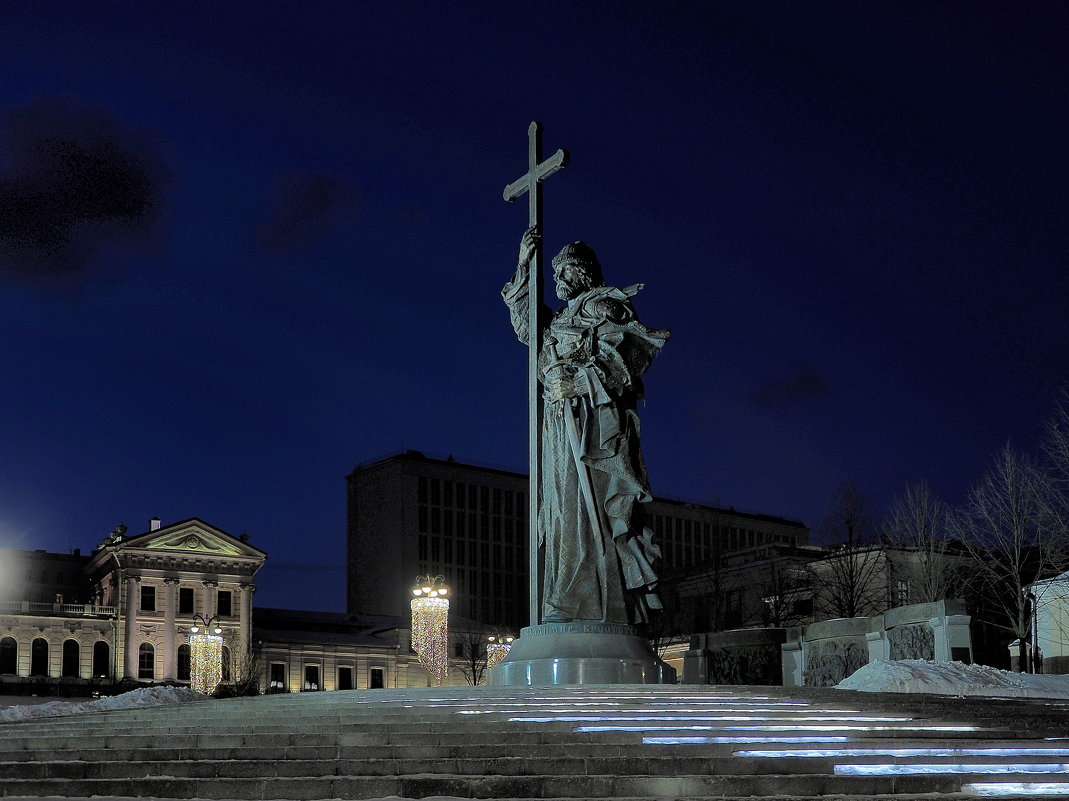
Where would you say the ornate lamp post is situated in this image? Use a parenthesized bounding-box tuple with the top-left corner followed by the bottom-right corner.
(188, 614, 223, 695)
(410, 575, 449, 686)
(485, 634, 515, 670)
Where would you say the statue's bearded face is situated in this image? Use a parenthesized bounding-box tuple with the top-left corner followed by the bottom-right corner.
(554, 260, 591, 300)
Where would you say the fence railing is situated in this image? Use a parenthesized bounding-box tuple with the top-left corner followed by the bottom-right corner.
(0, 601, 116, 617)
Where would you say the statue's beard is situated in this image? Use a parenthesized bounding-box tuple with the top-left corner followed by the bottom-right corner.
(555, 279, 586, 300)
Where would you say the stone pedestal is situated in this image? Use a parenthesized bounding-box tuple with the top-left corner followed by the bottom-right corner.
(488, 621, 676, 686)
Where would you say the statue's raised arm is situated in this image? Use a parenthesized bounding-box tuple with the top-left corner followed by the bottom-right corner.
(502, 226, 549, 346)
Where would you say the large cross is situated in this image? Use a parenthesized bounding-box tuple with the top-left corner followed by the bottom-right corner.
(503, 121, 568, 626)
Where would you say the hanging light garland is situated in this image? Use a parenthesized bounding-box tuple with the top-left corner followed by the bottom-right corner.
(485, 634, 514, 670)
(189, 615, 223, 695)
(411, 575, 449, 686)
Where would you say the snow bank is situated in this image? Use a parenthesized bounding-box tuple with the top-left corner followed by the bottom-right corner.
(837, 659, 1069, 699)
(0, 686, 207, 723)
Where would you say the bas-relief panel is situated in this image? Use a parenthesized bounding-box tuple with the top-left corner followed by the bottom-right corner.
(888, 622, 935, 661)
(802, 638, 868, 687)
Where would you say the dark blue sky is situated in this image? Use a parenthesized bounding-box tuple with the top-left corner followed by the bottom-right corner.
(1, 2, 1067, 611)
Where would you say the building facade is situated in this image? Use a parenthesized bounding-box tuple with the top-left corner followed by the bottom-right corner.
(1, 518, 481, 694)
(346, 451, 810, 632)
(0, 518, 266, 694)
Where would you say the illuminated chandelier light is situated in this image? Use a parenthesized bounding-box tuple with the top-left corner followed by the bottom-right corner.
(411, 575, 449, 686)
(189, 615, 223, 695)
(485, 634, 514, 670)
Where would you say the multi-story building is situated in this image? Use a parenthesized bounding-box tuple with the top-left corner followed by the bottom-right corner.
(1, 517, 472, 694)
(346, 451, 810, 631)
(0, 518, 266, 692)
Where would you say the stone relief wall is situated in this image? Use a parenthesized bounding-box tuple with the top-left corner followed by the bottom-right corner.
(888, 622, 935, 661)
(802, 639, 868, 687)
(708, 645, 780, 685)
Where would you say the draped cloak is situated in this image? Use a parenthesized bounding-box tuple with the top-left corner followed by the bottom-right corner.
(502, 274, 669, 624)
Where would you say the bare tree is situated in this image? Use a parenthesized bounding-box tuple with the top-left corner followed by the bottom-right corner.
(1041, 385, 1069, 533)
(952, 443, 1065, 672)
(811, 482, 888, 619)
(758, 558, 811, 628)
(450, 625, 512, 686)
(882, 482, 968, 604)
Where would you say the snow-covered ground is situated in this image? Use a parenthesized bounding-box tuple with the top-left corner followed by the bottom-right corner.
(836, 659, 1069, 699)
(0, 685, 206, 723)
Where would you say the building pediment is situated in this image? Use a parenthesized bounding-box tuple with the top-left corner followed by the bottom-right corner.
(122, 519, 265, 559)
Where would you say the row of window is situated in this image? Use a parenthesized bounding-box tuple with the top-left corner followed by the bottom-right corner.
(417, 535, 524, 574)
(651, 515, 800, 569)
(0, 636, 240, 683)
(0, 637, 109, 678)
(417, 477, 525, 519)
(139, 585, 233, 616)
(417, 506, 526, 544)
(268, 662, 384, 692)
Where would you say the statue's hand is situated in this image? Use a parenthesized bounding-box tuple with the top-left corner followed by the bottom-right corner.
(544, 371, 590, 402)
(518, 225, 540, 269)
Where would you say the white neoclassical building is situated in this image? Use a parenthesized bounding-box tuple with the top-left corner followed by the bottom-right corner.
(0, 518, 266, 692)
(1, 517, 485, 695)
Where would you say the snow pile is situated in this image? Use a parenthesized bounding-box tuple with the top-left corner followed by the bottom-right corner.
(837, 659, 1069, 699)
(0, 686, 207, 723)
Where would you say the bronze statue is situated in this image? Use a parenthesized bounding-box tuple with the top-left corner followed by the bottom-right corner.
(503, 226, 669, 624)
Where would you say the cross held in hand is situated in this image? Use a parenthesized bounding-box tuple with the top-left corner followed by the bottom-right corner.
(503, 121, 568, 227)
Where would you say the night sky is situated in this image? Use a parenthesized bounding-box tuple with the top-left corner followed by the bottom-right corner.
(2, 3, 1067, 611)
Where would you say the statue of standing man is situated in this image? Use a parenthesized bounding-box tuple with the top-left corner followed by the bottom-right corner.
(503, 226, 670, 625)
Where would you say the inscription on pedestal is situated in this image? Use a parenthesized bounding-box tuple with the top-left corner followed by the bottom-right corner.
(526, 622, 636, 637)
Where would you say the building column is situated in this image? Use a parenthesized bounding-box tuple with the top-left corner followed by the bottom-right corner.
(202, 580, 217, 619)
(162, 578, 179, 681)
(238, 583, 255, 682)
(124, 575, 141, 679)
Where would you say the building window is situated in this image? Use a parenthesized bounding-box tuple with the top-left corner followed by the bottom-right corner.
(138, 643, 154, 679)
(62, 639, 80, 678)
(217, 591, 233, 617)
(0, 637, 17, 675)
(30, 638, 49, 676)
(894, 579, 910, 607)
(177, 644, 191, 681)
(304, 664, 320, 691)
(369, 667, 385, 689)
(179, 587, 194, 614)
(140, 585, 156, 612)
(92, 641, 110, 678)
(269, 662, 286, 692)
(338, 666, 354, 691)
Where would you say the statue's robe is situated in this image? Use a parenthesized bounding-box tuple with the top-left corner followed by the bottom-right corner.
(503, 274, 669, 624)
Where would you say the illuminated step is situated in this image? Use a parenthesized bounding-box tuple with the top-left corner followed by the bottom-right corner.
(967, 782, 1069, 796)
(509, 714, 912, 723)
(645, 735, 852, 744)
(578, 723, 978, 732)
(736, 747, 1069, 758)
(836, 763, 1069, 775)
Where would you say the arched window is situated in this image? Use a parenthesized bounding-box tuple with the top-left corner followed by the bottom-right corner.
(62, 640, 80, 678)
(92, 641, 110, 678)
(177, 644, 191, 681)
(221, 646, 231, 683)
(138, 643, 154, 680)
(30, 638, 49, 676)
(0, 637, 17, 675)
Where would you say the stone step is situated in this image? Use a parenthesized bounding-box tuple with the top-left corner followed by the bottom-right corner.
(3, 684, 1068, 800)
(0, 772, 979, 799)
(5, 736, 1063, 764)
(7, 752, 1069, 780)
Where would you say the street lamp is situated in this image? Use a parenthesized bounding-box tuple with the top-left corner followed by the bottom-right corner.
(188, 614, 224, 694)
(486, 633, 515, 670)
(411, 575, 449, 685)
